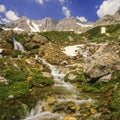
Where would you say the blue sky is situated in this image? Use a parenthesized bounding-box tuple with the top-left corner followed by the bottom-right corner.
(0, 0, 120, 23)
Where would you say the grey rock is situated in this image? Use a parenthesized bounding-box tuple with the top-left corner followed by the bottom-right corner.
(84, 43, 120, 82)
(0, 76, 8, 84)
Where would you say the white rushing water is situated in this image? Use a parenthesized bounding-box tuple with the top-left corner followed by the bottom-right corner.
(24, 57, 96, 120)
(13, 37, 25, 53)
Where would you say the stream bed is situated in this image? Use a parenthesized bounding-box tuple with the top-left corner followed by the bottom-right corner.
(24, 58, 111, 120)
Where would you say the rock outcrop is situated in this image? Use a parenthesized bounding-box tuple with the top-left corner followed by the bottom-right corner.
(84, 43, 120, 82)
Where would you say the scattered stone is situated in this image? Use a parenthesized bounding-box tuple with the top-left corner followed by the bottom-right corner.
(46, 96, 57, 102)
(63, 115, 77, 120)
(0, 76, 8, 84)
(42, 103, 55, 112)
(25, 59, 35, 65)
(68, 73, 76, 81)
(90, 108, 97, 114)
(42, 72, 53, 78)
(99, 74, 112, 82)
(0, 48, 3, 53)
(32, 34, 48, 44)
(8, 95, 14, 99)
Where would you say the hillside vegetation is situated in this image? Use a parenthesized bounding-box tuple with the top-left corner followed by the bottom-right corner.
(0, 23, 120, 119)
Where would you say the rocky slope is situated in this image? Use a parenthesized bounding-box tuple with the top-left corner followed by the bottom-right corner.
(0, 19, 120, 120)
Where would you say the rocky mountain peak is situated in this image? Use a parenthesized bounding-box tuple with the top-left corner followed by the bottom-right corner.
(113, 7, 120, 18)
(95, 7, 120, 26)
(56, 17, 94, 34)
(21, 16, 29, 20)
(3, 17, 94, 33)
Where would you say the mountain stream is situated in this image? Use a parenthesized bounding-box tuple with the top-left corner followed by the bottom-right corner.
(24, 58, 106, 120)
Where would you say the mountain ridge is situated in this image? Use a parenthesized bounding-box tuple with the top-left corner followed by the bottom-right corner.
(1, 7, 120, 33)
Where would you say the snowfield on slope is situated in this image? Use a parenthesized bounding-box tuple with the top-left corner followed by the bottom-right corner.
(62, 45, 84, 57)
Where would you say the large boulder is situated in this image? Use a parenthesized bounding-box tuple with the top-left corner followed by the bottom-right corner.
(32, 34, 48, 44)
(84, 43, 120, 82)
(63, 115, 77, 120)
(26, 34, 48, 49)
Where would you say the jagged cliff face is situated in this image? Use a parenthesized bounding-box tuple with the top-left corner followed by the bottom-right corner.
(5, 17, 58, 32)
(3, 17, 94, 33)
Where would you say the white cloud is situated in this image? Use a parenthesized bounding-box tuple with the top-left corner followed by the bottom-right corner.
(5, 10, 19, 21)
(1, 18, 10, 23)
(0, 4, 6, 13)
(0, 4, 20, 23)
(36, 0, 44, 4)
(36, 0, 68, 5)
(62, 6, 71, 18)
(76, 16, 87, 22)
(97, 0, 120, 18)
(58, 0, 65, 4)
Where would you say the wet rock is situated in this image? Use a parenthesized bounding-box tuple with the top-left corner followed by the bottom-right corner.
(90, 108, 97, 114)
(60, 60, 68, 65)
(46, 96, 57, 102)
(42, 103, 55, 112)
(66, 102, 76, 113)
(25, 58, 35, 66)
(63, 115, 77, 120)
(68, 73, 76, 81)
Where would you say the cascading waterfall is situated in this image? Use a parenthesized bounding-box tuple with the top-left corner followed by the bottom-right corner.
(38, 57, 75, 91)
(13, 37, 25, 53)
(24, 57, 100, 120)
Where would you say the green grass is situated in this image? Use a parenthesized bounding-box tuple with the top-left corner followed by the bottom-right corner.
(0, 58, 54, 119)
(39, 31, 83, 45)
(82, 24, 120, 43)
(64, 67, 86, 83)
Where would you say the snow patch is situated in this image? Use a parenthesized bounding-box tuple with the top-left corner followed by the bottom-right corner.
(32, 22, 40, 32)
(27, 20, 40, 32)
(13, 27, 24, 31)
(3, 27, 11, 31)
(76, 22, 93, 27)
(62, 45, 84, 57)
